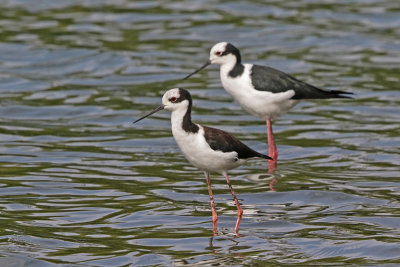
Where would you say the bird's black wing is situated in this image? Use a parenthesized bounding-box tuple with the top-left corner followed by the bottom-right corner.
(250, 65, 353, 99)
(203, 126, 270, 159)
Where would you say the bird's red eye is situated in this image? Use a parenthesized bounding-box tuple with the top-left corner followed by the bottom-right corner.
(215, 51, 222, 56)
(169, 97, 177, 102)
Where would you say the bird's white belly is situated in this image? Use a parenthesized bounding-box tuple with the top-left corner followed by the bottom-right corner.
(221, 66, 299, 119)
(172, 126, 243, 173)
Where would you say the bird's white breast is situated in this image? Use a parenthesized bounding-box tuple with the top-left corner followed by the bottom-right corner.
(220, 63, 298, 119)
(170, 111, 244, 173)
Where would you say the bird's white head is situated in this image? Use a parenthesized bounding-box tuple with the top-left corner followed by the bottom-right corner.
(209, 42, 241, 65)
(183, 42, 242, 80)
(162, 88, 191, 111)
(133, 88, 192, 124)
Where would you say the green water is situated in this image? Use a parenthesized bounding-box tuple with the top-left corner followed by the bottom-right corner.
(0, 0, 399, 266)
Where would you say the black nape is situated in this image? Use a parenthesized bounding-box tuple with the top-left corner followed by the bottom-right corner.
(178, 88, 200, 133)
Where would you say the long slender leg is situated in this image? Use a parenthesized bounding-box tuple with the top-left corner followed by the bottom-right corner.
(266, 117, 278, 171)
(223, 172, 243, 236)
(205, 172, 218, 236)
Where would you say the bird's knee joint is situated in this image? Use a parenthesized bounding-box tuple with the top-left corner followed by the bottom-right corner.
(238, 209, 243, 216)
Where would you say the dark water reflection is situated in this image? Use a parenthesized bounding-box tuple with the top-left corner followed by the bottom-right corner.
(0, 0, 399, 265)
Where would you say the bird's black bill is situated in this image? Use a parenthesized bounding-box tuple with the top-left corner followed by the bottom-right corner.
(182, 60, 211, 80)
(133, 105, 165, 124)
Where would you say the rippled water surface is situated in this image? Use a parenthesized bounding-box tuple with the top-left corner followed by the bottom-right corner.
(1, 0, 400, 266)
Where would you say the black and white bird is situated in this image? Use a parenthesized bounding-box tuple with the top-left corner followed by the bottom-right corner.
(134, 88, 272, 236)
(184, 42, 353, 170)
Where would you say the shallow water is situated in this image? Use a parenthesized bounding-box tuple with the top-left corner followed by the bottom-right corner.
(0, 0, 399, 266)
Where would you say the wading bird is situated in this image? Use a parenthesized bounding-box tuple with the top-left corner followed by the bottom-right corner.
(184, 42, 352, 171)
(134, 88, 272, 236)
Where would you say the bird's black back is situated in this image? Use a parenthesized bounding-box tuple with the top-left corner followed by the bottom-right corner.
(203, 126, 270, 159)
(250, 65, 353, 99)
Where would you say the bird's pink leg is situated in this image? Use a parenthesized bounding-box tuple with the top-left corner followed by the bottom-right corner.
(223, 172, 243, 236)
(205, 172, 218, 236)
(269, 177, 278, 192)
(266, 117, 278, 172)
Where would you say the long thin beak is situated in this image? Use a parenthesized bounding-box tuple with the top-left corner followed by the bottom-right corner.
(182, 60, 211, 80)
(133, 105, 165, 124)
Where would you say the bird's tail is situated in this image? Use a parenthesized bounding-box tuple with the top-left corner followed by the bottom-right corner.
(255, 152, 273, 160)
(328, 90, 354, 99)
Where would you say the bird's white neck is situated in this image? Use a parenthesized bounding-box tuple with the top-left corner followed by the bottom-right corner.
(220, 59, 238, 77)
(171, 106, 186, 129)
(170, 105, 199, 135)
